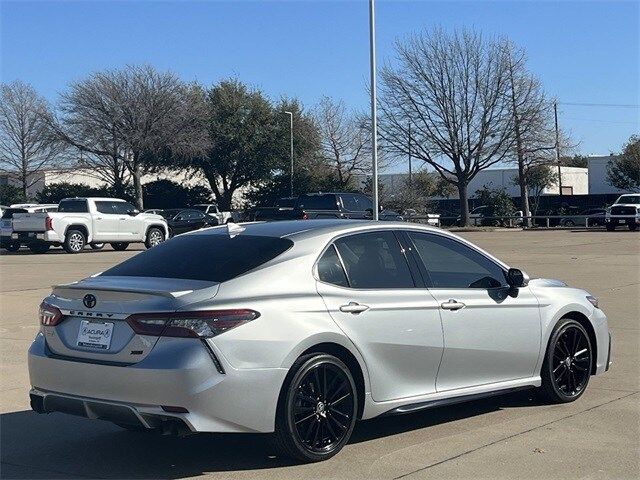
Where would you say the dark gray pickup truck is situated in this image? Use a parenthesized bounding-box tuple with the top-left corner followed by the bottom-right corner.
(252, 193, 374, 221)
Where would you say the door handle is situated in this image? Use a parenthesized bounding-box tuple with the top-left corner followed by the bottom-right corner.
(440, 299, 466, 311)
(339, 302, 369, 314)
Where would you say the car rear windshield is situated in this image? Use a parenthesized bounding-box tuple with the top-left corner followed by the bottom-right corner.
(1, 208, 27, 219)
(58, 199, 88, 213)
(296, 194, 338, 210)
(101, 234, 294, 282)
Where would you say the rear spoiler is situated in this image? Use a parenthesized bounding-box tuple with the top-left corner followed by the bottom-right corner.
(53, 276, 219, 299)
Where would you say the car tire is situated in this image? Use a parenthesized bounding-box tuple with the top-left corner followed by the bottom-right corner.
(539, 318, 592, 404)
(273, 354, 358, 463)
(145, 227, 165, 249)
(90, 243, 105, 250)
(28, 243, 50, 254)
(5, 242, 20, 252)
(605, 224, 616, 232)
(629, 223, 638, 231)
(110, 242, 129, 251)
(63, 230, 86, 254)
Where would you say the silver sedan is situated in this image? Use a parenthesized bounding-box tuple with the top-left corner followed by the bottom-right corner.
(28, 220, 611, 462)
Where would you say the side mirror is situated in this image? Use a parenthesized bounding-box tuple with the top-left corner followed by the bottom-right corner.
(507, 268, 529, 288)
(127, 210, 139, 216)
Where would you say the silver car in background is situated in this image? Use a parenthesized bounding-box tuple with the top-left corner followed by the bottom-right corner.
(28, 220, 611, 462)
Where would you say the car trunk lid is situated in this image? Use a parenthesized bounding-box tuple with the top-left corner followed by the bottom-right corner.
(44, 276, 220, 364)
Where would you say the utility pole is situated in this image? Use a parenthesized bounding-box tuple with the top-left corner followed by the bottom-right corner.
(369, 0, 379, 221)
(554, 102, 563, 199)
(408, 122, 412, 190)
(284, 111, 294, 197)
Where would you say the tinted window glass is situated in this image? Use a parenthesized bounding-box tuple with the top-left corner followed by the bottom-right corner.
(95, 201, 116, 214)
(297, 194, 338, 210)
(317, 245, 349, 287)
(616, 195, 640, 204)
(408, 232, 506, 289)
(358, 195, 373, 210)
(102, 234, 294, 282)
(334, 231, 414, 288)
(113, 202, 136, 214)
(341, 194, 359, 211)
(1, 208, 27, 219)
(58, 199, 88, 213)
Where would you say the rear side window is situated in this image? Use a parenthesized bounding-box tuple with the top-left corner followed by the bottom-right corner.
(317, 245, 349, 287)
(297, 194, 338, 210)
(101, 234, 294, 282)
(58, 199, 88, 213)
(334, 231, 414, 289)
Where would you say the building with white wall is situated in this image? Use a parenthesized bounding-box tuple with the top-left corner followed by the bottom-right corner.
(357, 165, 588, 199)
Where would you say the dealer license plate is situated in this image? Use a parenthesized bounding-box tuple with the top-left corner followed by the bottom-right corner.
(76, 320, 114, 350)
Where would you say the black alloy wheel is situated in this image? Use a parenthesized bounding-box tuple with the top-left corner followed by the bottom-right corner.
(274, 354, 357, 462)
(541, 319, 592, 403)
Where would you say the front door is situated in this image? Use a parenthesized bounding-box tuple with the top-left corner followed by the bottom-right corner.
(114, 202, 141, 241)
(316, 231, 444, 402)
(406, 231, 541, 392)
(93, 201, 122, 241)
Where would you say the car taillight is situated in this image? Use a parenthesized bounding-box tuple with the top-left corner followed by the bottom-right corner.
(39, 302, 63, 326)
(126, 310, 260, 338)
(302, 212, 309, 220)
(45, 216, 53, 231)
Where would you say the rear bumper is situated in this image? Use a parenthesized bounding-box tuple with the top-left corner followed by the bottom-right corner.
(10, 231, 61, 243)
(28, 333, 287, 433)
(605, 215, 640, 224)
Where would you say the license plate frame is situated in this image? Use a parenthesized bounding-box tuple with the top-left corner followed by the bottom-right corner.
(76, 320, 114, 350)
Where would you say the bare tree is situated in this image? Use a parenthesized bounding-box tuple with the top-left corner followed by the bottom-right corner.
(51, 65, 204, 208)
(315, 97, 375, 190)
(504, 43, 563, 225)
(0, 81, 65, 198)
(379, 29, 515, 225)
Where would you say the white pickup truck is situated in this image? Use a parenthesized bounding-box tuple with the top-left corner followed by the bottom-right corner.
(11, 197, 169, 254)
(605, 194, 640, 231)
(191, 204, 240, 224)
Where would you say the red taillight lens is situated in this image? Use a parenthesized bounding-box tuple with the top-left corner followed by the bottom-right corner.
(302, 212, 309, 220)
(39, 302, 63, 326)
(45, 216, 53, 231)
(126, 310, 260, 338)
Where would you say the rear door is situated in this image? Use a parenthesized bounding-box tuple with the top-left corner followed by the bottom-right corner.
(406, 231, 541, 392)
(316, 230, 444, 402)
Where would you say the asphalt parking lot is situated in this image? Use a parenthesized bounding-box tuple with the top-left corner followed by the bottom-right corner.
(1, 229, 638, 479)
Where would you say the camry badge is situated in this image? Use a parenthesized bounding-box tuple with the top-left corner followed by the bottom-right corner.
(83, 294, 97, 309)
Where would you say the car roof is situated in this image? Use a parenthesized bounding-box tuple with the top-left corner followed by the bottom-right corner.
(61, 197, 126, 202)
(192, 219, 441, 240)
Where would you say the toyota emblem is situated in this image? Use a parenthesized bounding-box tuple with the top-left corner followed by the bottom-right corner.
(83, 294, 97, 309)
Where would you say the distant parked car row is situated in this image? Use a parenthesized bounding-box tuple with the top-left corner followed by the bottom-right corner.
(1, 197, 249, 254)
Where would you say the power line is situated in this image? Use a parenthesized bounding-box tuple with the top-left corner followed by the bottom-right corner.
(558, 102, 640, 108)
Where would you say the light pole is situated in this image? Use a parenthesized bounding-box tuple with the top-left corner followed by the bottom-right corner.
(284, 111, 294, 197)
(369, 0, 379, 221)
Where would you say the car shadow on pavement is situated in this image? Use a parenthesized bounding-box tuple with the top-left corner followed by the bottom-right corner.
(0, 390, 542, 479)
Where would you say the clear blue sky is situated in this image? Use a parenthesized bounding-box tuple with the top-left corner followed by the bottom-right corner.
(2, 0, 638, 171)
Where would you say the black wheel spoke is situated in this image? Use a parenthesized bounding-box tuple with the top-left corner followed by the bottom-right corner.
(290, 360, 354, 455)
(551, 325, 590, 398)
